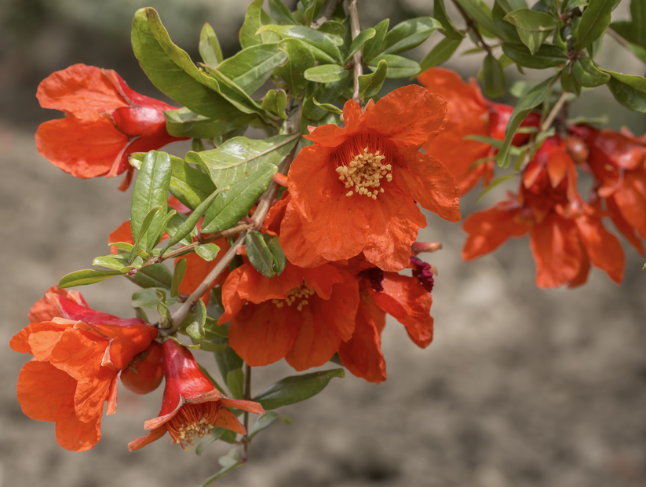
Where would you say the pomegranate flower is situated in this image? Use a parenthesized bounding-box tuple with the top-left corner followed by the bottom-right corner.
(11, 288, 158, 451)
(219, 261, 359, 371)
(128, 340, 263, 451)
(419, 67, 541, 195)
(287, 84, 460, 272)
(35, 64, 186, 187)
(462, 136, 624, 288)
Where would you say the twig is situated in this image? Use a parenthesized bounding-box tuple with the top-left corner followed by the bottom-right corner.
(607, 27, 629, 48)
(541, 92, 569, 132)
(450, 0, 492, 54)
(347, 0, 363, 102)
(311, 0, 340, 28)
(138, 223, 252, 270)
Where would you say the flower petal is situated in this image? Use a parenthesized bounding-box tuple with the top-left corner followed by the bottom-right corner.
(530, 213, 583, 288)
(363, 84, 447, 148)
(109, 221, 133, 254)
(219, 397, 265, 414)
(394, 150, 461, 223)
(128, 425, 168, 452)
(35, 118, 127, 178)
(462, 205, 529, 260)
(229, 302, 302, 366)
(17, 360, 76, 422)
(612, 170, 646, 239)
(55, 396, 102, 452)
(36, 64, 128, 120)
(310, 270, 360, 341)
(575, 213, 625, 284)
(369, 273, 434, 348)
(338, 302, 387, 384)
(607, 196, 644, 255)
(215, 407, 246, 434)
(285, 306, 341, 371)
(279, 201, 329, 268)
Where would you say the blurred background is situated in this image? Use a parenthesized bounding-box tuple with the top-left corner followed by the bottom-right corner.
(0, 1, 644, 486)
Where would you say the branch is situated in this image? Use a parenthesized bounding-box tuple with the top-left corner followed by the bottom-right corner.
(450, 0, 492, 54)
(541, 91, 568, 132)
(241, 362, 252, 461)
(347, 0, 363, 102)
(312, 0, 341, 28)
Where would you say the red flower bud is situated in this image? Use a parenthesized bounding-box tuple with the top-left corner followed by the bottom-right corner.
(564, 135, 589, 164)
(121, 341, 164, 395)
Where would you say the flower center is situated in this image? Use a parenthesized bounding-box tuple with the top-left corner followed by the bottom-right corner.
(272, 281, 315, 311)
(333, 135, 393, 199)
(167, 401, 219, 451)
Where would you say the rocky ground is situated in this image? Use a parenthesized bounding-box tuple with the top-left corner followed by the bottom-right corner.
(1, 129, 644, 487)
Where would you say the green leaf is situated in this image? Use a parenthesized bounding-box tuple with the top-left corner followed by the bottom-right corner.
(344, 28, 376, 64)
(358, 59, 388, 98)
(381, 17, 443, 55)
(226, 369, 244, 399)
(195, 243, 221, 262)
(218, 44, 288, 94)
(419, 37, 463, 72)
(454, 0, 500, 37)
(575, 0, 620, 49)
(434, 0, 466, 39)
(269, 0, 297, 24)
(572, 57, 610, 87)
(477, 174, 519, 201)
(362, 19, 389, 63)
(189, 134, 299, 188)
(318, 20, 346, 36)
(604, 70, 646, 113)
(304, 64, 350, 83)
(92, 255, 129, 271)
(240, 0, 278, 48)
(264, 234, 287, 275)
(200, 67, 265, 116)
(275, 38, 316, 94)
(302, 79, 349, 121)
(503, 8, 558, 54)
(108, 242, 134, 253)
(130, 151, 171, 252)
(250, 411, 292, 438)
(132, 287, 180, 309)
(502, 42, 568, 69)
(261, 89, 288, 119)
(560, 69, 581, 96)
(496, 75, 556, 167)
(483, 53, 506, 98)
(127, 263, 173, 289)
(368, 54, 420, 78)
(630, 0, 646, 46)
(312, 97, 343, 114)
(253, 369, 345, 410)
(130, 206, 162, 259)
(496, 0, 529, 13)
(202, 164, 277, 234)
(246, 231, 276, 278)
(59, 269, 121, 289)
(186, 299, 207, 341)
(214, 339, 243, 392)
(164, 107, 250, 141)
(160, 186, 229, 256)
(199, 23, 223, 67)
(132, 8, 238, 121)
(164, 213, 193, 247)
(256, 25, 342, 63)
(170, 258, 187, 298)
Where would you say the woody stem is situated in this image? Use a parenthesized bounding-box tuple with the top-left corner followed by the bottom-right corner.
(348, 0, 363, 102)
(312, 0, 341, 28)
(450, 0, 492, 54)
(541, 91, 569, 132)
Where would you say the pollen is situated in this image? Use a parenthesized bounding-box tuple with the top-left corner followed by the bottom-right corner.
(334, 135, 393, 199)
(272, 281, 315, 311)
(167, 401, 219, 451)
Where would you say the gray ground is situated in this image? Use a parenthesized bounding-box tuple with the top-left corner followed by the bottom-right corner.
(1, 129, 644, 487)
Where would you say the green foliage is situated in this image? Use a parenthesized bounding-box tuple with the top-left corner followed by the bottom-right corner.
(253, 369, 345, 410)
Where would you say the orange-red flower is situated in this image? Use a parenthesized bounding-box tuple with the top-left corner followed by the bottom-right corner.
(335, 257, 435, 384)
(11, 288, 158, 451)
(570, 125, 646, 255)
(35, 64, 186, 187)
(419, 67, 540, 195)
(286, 85, 461, 272)
(128, 340, 263, 451)
(462, 136, 624, 288)
(219, 261, 359, 370)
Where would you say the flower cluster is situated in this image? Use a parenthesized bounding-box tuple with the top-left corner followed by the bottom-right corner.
(419, 68, 644, 288)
